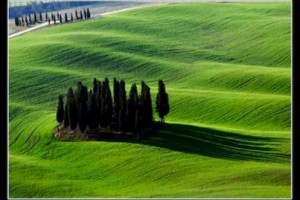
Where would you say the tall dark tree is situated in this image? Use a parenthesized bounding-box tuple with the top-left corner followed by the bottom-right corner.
(56, 95, 64, 125)
(83, 9, 87, 19)
(140, 81, 153, 128)
(93, 78, 98, 95)
(80, 10, 83, 20)
(74, 81, 88, 122)
(119, 80, 127, 129)
(113, 78, 120, 122)
(156, 80, 170, 122)
(28, 14, 32, 23)
(119, 80, 127, 113)
(118, 109, 124, 131)
(87, 90, 98, 129)
(14, 17, 19, 26)
(59, 14, 63, 24)
(65, 13, 68, 23)
(53, 15, 56, 24)
(64, 88, 74, 128)
(87, 8, 91, 18)
(34, 12, 37, 23)
(57, 12, 59, 20)
(25, 16, 28, 26)
(78, 101, 87, 133)
(73, 81, 88, 132)
(127, 83, 139, 129)
(100, 78, 112, 128)
(135, 109, 141, 134)
(39, 12, 42, 21)
(75, 10, 78, 20)
(105, 81, 113, 127)
(66, 88, 77, 130)
(21, 17, 25, 26)
(46, 12, 48, 21)
(70, 13, 73, 21)
(94, 80, 102, 126)
(51, 13, 54, 21)
(63, 95, 69, 128)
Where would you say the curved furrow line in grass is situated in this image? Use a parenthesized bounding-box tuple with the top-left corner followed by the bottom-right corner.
(167, 92, 290, 132)
(9, 2, 289, 68)
(9, 110, 56, 154)
(9, 49, 290, 96)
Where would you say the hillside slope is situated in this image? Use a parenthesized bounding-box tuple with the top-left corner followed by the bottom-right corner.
(9, 3, 291, 198)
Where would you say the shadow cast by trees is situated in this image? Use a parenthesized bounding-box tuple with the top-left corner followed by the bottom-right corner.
(118, 123, 290, 163)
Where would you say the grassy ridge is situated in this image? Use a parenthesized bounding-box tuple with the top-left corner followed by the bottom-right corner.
(9, 2, 291, 197)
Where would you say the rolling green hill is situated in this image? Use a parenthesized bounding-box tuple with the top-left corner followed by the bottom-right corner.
(9, 2, 291, 198)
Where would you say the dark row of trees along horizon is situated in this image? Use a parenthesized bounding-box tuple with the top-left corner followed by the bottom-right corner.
(14, 8, 91, 27)
(56, 78, 170, 133)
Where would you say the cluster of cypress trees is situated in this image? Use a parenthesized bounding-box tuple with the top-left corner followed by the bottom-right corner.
(14, 11, 42, 26)
(14, 8, 91, 27)
(56, 78, 169, 134)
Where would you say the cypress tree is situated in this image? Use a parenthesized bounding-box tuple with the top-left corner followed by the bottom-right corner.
(156, 80, 170, 123)
(63, 93, 69, 128)
(25, 16, 28, 26)
(46, 12, 48, 21)
(84, 9, 87, 19)
(65, 13, 68, 23)
(71, 13, 73, 21)
(87, 90, 98, 129)
(75, 81, 88, 121)
(64, 88, 72, 128)
(87, 8, 91, 18)
(53, 15, 56, 25)
(51, 13, 54, 21)
(100, 79, 106, 127)
(21, 17, 25, 26)
(135, 109, 141, 134)
(28, 14, 32, 23)
(56, 95, 64, 125)
(66, 88, 77, 130)
(48, 19, 50, 25)
(127, 83, 139, 130)
(113, 78, 120, 123)
(93, 78, 98, 95)
(80, 10, 83, 20)
(57, 12, 59, 20)
(140, 81, 153, 128)
(100, 78, 112, 128)
(118, 109, 124, 131)
(106, 78, 113, 127)
(78, 101, 87, 133)
(95, 80, 102, 126)
(119, 80, 127, 129)
(59, 14, 62, 24)
(39, 12, 42, 22)
(34, 12, 37, 23)
(119, 80, 127, 113)
(75, 10, 78, 20)
(14, 17, 18, 26)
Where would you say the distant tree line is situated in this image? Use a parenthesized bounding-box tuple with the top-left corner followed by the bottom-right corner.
(14, 8, 91, 27)
(56, 78, 170, 134)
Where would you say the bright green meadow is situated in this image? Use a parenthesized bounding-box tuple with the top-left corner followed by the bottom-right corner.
(9, 2, 291, 198)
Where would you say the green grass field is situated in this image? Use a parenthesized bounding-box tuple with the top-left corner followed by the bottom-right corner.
(9, 2, 291, 198)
